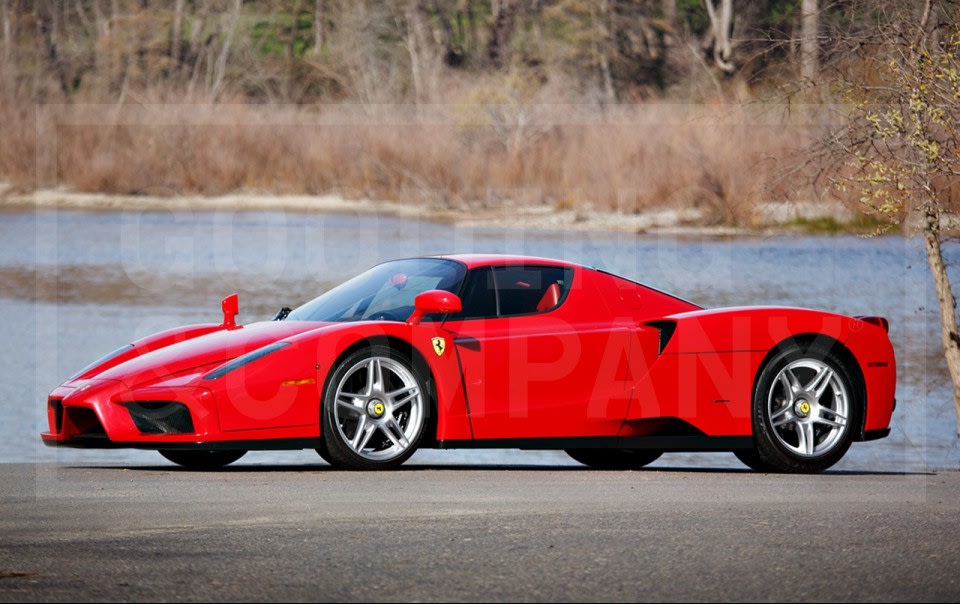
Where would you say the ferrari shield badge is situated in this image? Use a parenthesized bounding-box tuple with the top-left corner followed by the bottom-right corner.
(431, 337, 446, 357)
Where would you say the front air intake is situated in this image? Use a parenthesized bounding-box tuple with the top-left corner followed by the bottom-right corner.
(49, 398, 64, 433)
(125, 402, 195, 435)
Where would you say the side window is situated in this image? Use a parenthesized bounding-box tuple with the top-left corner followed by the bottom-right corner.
(451, 267, 498, 320)
(493, 266, 573, 317)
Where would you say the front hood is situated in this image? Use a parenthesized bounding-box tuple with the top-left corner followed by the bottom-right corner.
(98, 321, 330, 388)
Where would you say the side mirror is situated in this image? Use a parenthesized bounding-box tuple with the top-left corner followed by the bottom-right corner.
(221, 293, 240, 329)
(407, 290, 462, 325)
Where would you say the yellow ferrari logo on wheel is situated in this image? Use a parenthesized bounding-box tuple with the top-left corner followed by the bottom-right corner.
(799, 401, 811, 414)
(373, 402, 385, 416)
(432, 337, 446, 357)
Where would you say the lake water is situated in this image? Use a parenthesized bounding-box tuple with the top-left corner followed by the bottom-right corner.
(2, 208, 958, 471)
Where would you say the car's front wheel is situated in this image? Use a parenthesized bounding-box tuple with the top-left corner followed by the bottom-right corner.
(566, 449, 662, 470)
(159, 449, 246, 469)
(321, 346, 428, 470)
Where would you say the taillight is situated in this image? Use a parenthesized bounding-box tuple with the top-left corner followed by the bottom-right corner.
(857, 316, 889, 333)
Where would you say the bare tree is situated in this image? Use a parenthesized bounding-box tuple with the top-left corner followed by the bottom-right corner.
(404, 0, 439, 104)
(662, 0, 676, 24)
(703, 0, 734, 73)
(211, 0, 243, 99)
(800, 0, 818, 81)
(171, 0, 185, 67)
(822, 0, 960, 431)
(2, 0, 10, 65)
(313, 0, 325, 54)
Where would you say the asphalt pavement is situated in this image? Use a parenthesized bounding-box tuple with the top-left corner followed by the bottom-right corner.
(0, 462, 958, 602)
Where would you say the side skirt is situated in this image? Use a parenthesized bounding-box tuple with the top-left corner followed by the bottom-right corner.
(437, 436, 754, 452)
(42, 436, 324, 451)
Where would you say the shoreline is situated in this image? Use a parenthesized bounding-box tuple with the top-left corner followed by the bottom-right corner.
(0, 186, 878, 237)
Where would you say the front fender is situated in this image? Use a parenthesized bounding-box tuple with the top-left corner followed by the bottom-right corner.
(285, 321, 471, 442)
(67, 323, 223, 383)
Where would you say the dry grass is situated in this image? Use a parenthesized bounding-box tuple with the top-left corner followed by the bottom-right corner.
(0, 94, 833, 225)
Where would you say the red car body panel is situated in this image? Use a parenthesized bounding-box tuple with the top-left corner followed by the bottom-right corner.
(42, 254, 897, 454)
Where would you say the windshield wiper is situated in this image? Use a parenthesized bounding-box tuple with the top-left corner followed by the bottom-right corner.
(273, 307, 292, 321)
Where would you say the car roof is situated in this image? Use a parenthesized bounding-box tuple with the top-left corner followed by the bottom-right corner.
(433, 254, 579, 269)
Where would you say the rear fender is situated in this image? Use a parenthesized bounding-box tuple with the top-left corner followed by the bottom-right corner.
(625, 307, 858, 437)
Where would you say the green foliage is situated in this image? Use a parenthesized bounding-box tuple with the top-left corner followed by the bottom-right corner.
(677, 0, 709, 35)
(783, 214, 901, 235)
(250, 10, 315, 58)
(765, 0, 800, 30)
(828, 7, 960, 232)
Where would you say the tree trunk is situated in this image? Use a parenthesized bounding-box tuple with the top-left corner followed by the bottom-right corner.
(210, 0, 241, 99)
(800, 0, 818, 81)
(313, 0, 324, 54)
(594, 0, 615, 103)
(2, 0, 10, 64)
(91, 0, 104, 37)
(488, 0, 513, 68)
(288, 0, 302, 60)
(74, 0, 91, 33)
(703, 0, 734, 73)
(923, 205, 960, 434)
(663, 0, 676, 23)
(405, 1, 436, 104)
(171, 0, 184, 66)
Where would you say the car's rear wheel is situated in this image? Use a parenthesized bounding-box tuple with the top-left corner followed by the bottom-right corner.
(321, 345, 428, 470)
(565, 449, 662, 470)
(747, 343, 859, 473)
(159, 449, 246, 469)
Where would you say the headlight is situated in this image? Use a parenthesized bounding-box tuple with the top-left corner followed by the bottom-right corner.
(203, 342, 290, 381)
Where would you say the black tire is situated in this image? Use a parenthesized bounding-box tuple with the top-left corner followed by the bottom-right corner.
(566, 449, 662, 470)
(314, 442, 335, 466)
(159, 449, 246, 469)
(733, 449, 776, 472)
(749, 343, 861, 474)
(321, 345, 429, 471)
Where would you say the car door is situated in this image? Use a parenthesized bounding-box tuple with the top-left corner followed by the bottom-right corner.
(442, 265, 633, 440)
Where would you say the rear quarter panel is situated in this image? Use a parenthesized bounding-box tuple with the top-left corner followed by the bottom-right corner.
(625, 307, 861, 437)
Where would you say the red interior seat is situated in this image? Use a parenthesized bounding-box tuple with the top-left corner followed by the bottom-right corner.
(536, 283, 561, 312)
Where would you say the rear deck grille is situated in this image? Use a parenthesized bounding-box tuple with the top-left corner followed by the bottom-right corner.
(125, 402, 194, 435)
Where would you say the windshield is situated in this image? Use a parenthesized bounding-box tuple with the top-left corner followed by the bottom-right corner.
(286, 258, 466, 322)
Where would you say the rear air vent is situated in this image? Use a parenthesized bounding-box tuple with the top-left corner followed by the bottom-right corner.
(126, 402, 195, 435)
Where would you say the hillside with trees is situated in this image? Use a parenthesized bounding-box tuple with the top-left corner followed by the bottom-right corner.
(0, 1, 942, 227)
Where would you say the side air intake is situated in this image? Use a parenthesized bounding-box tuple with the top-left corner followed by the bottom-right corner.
(645, 320, 677, 355)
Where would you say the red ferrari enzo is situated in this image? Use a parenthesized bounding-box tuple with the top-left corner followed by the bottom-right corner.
(42, 254, 896, 473)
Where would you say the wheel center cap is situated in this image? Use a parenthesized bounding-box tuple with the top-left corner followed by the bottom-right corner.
(368, 400, 385, 419)
(795, 399, 811, 417)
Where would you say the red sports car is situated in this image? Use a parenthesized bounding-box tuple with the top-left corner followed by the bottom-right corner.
(42, 254, 896, 473)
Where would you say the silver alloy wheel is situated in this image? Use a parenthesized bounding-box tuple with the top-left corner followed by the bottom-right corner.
(767, 358, 850, 457)
(332, 356, 424, 462)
